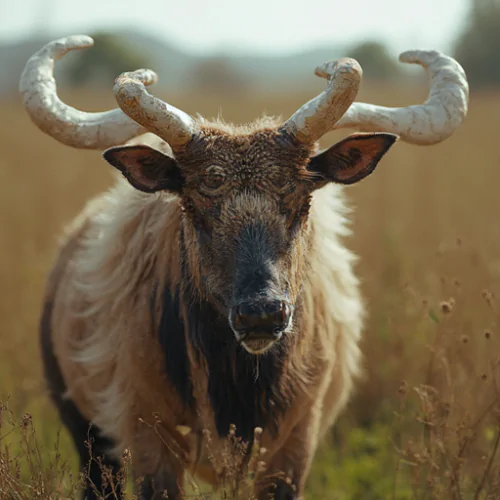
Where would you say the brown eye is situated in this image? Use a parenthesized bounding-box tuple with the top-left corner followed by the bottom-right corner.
(268, 169, 291, 192)
(202, 166, 226, 192)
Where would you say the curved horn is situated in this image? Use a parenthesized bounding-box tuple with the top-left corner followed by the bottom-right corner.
(20, 35, 194, 150)
(20, 36, 150, 149)
(281, 58, 363, 144)
(113, 71, 194, 150)
(331, 50, 469, 145)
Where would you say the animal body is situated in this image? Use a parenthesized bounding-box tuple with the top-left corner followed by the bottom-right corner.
(20, 37, 468, 499)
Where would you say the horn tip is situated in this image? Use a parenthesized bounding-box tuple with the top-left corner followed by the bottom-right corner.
(141, 69, 158, 86)
(399, 49, 442, 66)
(35, 35, 95, 64)
(314, 57, 363, 80)
(51, 35, 94, 52)
(69, 34, 95, 48)
(114, 69, 158, 88)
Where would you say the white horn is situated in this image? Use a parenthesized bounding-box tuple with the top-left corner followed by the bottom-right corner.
(19, 36, 152, 149)
(331, 50, 469, 145)
(20, 35, 194, 150)
(113, 70, 194, 150)
(281, 58, 363, 144)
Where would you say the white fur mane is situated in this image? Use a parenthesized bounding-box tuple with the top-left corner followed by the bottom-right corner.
(59, 176, 364, 454)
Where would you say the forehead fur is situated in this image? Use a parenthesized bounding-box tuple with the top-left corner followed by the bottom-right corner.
(195, 115, 285, 136)
(177, 115, 315, 172)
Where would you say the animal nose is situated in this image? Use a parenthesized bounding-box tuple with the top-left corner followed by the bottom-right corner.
(229, 300, 292, 340)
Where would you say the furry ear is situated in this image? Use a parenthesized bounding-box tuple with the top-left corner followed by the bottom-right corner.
(103, 145, 184, 193)
(308, 133, 398, 186)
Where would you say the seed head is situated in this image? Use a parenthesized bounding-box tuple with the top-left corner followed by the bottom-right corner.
(440, 298, 455, 314)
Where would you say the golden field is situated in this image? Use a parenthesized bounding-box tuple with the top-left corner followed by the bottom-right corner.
(1, 83, 500, 499)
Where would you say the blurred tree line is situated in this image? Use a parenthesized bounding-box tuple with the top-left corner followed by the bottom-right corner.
(65, 33, 151, 86)
(336, 0, 500, 90)
(453, 0, 500, 88)
(344, 0, 500, 88)
(66, 0, 500, 91)
(345, 41, 400, 79)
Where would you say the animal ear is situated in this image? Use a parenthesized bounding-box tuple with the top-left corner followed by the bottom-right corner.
(308, 133, 398, 186)
(103, 145, 184, 193)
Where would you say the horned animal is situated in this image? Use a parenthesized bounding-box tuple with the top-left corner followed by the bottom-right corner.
(20, 36, 468, 499)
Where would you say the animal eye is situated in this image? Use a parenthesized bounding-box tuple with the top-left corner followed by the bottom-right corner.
(268, 170, 291, 192)
(202, 167, 226, 191)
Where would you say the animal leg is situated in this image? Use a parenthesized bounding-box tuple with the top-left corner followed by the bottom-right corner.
(134, 464, 184, 500)
(256, 410, 320, 500)
(40, 300, 124, 499)
(45, 379, 125, 499)
(75, 419, 125, 500)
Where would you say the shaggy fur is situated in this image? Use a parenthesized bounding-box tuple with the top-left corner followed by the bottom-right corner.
(41, 121, 388, 499)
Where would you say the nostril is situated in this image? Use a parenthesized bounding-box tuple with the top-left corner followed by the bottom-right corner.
(229, 300, 292, 335)
(229, 304, 252, 333)
(275, 300, 292, 331)
(278, 300, 291, 327)
(234, 303, 260, 330)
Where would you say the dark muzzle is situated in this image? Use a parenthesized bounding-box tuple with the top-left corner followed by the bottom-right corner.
(229, 299, 292, 342)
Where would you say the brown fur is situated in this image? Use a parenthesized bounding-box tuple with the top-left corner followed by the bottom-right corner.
(41, 120, 395, 499)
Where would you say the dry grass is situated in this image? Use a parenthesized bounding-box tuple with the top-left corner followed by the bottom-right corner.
(1, 82, 500, 499)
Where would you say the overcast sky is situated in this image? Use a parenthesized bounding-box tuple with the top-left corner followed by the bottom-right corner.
(1, 0, 470, 56)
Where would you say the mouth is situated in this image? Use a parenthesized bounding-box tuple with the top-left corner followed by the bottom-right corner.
(240, 333, 282, 355)
(228, 299, 293, 354)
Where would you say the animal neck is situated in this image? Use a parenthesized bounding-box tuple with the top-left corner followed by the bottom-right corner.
(155, 232, 300, 443)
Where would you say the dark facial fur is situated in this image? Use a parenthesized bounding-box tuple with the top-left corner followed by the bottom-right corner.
(104, 120, 397, 355)
(176, 125, 316, 353)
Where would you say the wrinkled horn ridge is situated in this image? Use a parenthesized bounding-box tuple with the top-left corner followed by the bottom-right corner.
(19, 35, 194, 150)
(114, 71, 194, 149)
(19, 36, 148, 149)
(282, 58, 363, 144)
(332, 50, 469, 145)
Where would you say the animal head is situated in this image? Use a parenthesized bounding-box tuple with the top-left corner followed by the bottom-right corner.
(20, 36, 469, 354)
(103, 125, 397, 354)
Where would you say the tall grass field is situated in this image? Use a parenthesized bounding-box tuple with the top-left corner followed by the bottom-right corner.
(1, 83, 499, 499)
